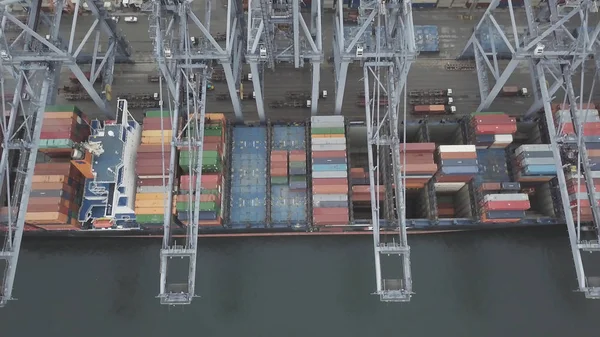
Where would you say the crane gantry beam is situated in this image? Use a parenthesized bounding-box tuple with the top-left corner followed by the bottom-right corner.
(149, 0, 240, 305)
(342, 0, 416, 302)
(461, 0, 600, 298)
(246, 0, 323, 120)
(0, 0, 131, 307)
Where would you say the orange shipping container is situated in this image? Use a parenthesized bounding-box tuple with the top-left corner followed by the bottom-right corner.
(352, 185, 385, 194)
(312, 150, 347, 159)
(271, 168, 288, 177)
(313, 184, 349, 194)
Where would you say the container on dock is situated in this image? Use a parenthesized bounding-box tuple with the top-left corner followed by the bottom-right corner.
(176, 113, 227, 227)
(1, 161, 84, 230)
(39, 105, 91, 158)
(513, 144, 557, 182)
(270, 124, 308, 226)
(311, 116, 349, 226)
(469, 113, 516, 149)
(135, 109, 177, 227)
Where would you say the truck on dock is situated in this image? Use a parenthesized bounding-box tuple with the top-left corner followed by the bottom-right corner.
(412, 104, 456, 115)
(147, 74, 161, 83)
(409, 88, 453, 97)
(500, 86, 529, 97)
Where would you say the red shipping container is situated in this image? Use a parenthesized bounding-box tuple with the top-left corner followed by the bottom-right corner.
(483, 200, 530, 211)
(313, 178, 348, 186)
(271, 168, 287, 176)
(313, 185, 348, 194)
(399, 143, 436, 153)
(313, 207, 349, 216)
(139, 178, 167, 186)
(312, 150, 347, 159)
(352, 185, 385, 194)
(403, 164, 438, 174)
(289, 154, 306, 162)
(180, 174, 221, 188)
(475, 124, 517, 135)
(270, 154, 288, 162)
(139, 144, 171, 153)
(313, 213, 349, 225)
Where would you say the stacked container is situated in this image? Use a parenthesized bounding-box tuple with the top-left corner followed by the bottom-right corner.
(270, 125, 307, 226)
(513, 144, 557, 181)
(134, 110, 175, 226)
(177, 113, 227, 227)
(270, 150, 289, 185)
(435, 145, 478, 192)
(23, 161, 84, 230)
(39, 105, 90, 158)
(350, 167, 385, 203)
(400, 143, 438, 188)
(565, 172, 600, 222)
(469, 112, 516, 149)
(553, 106, 600, 139)
(310, 116, 349, 226)
(480, 193, 530, 223)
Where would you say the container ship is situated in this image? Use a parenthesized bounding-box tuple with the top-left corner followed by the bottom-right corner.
(4, 100, 599, 237)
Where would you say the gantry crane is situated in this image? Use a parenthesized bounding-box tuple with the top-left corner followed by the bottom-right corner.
(147, 0, 243, 305)
(246, 0, 323, 120)
(334, 0, 416, 302)
(462, 0, 600, 298)
(0, 0, 130, 307)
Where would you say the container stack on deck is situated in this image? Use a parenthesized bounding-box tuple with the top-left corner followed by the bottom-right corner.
(350, 167, 385, 212)
(311, 116, 349, 227)
(480, 193, 530, 223)
(134, 110, 175, 226)
(270, 125, 307, 226)
(469, 112, 516, 149)
(553, 104, 600, 139)
(513, 145, 557, 181)
(435, 145, 478, 218)
(39, 105, 90, 158)
(400, 143, 438, 188)
(177, 113, 227, 227)
(11, 106, 91, 230)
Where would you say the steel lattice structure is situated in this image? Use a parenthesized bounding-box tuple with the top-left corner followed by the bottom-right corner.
(0, 0, 130, 307)
(148, 0, 242, 305)
(337, 0, 416, 302)
(246, 0, 323, 120)
(462, 0, 600, 298)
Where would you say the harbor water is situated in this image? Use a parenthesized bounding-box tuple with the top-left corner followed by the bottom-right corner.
(1, 228, 600, 336)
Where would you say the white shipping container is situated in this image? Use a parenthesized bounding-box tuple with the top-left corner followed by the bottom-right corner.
(312, 194, 348, 203)
(436, 0, 453, 7)
(521, 158, 555, 166)
(312, 144, 347, 152)
(484, 193, 529, 202)
(494, 134, 513, 143)
(434, 182, 466, 193)
(311, 138, 346, 145)
(311, 116, 345, 124)
(312, 171, 348, 178)
(515, 144, 551, 156)
(438, 145, 476, 153)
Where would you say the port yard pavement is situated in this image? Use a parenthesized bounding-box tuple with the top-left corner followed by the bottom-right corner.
(4, 6, 598, 122)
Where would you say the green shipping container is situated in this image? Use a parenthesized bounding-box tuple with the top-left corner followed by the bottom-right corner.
(311, 127, 330, 135)
(328, 127, 345, 135)
(271, 176, 288, 185)
(136, 214, 166, 224)
(39, 139, 74, 149)
(201, 189, 220, 195)
(290, 175, 306, 183)
(204, 127, 223, 137)
(145, 110, 171, 118)
(289, 161, 305, 168)
(176, 201, 220, 213)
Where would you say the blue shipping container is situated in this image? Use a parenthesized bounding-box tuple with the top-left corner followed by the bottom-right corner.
(312, 164, 348, 172)
(439, 165, 479, 175)
(522, 165, 556, 175)
(486, 210, 526, 219)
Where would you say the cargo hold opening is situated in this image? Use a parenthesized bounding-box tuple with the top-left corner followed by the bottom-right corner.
(436, 184, 473, 219)
(347, 124, 384, 221)
(404, 189, 430, 219)
(426, 122, 464, 145)
(520, 182, 556, 218)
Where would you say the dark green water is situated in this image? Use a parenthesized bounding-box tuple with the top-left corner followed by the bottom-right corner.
(1, 228, 599, 336)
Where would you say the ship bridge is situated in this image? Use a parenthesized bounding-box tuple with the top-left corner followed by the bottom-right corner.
(78, 103, 141, 229)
